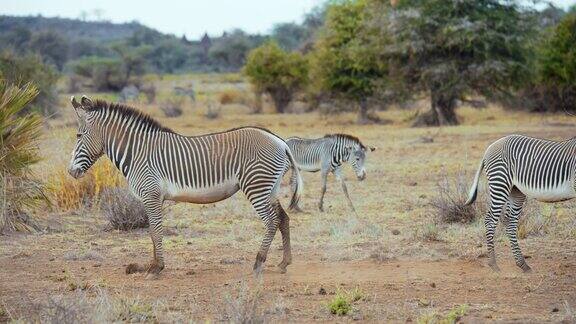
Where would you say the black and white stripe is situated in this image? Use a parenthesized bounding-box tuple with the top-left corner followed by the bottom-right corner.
(286, 134, 374, 212)
(68, 96, 302, 275)
(465, 134, 576, 272)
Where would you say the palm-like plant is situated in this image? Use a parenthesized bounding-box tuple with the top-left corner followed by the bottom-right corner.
(0, 81, 44, 233)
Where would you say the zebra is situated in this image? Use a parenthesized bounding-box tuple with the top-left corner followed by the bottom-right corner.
(465, 134, 576, 272)
(286, 134, 375, 212)
(68, 96, 302, 275)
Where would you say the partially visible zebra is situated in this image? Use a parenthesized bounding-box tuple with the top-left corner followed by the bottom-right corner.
(68, 96, 302, 275)
(286, 134, 375, 212)
(465, 134, 576, 272)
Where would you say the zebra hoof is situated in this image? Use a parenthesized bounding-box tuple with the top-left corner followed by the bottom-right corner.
(488, 263, 501, 272)
(520, 263, 532, 273)
(125, 263, 145, 274)
(146, 262, 164, 275)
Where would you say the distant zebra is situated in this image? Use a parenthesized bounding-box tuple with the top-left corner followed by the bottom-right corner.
(465, 134, 576, 272)
(286, 134, 375, 212)
(68, 96, 302, 275)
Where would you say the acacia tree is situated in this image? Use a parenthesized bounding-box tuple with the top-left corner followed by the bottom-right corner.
(310, 0, 388, 124)
(243, 41, 308, 113)
(382, 0, 533, 126)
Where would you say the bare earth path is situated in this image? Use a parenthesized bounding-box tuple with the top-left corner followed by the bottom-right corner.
(1, 235, 575, 322)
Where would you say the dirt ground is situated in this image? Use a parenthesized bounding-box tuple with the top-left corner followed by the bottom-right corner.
(1, 80, 576, 322)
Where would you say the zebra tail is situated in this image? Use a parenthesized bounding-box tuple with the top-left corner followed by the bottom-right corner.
(464, 158, 484, 206)
(285, 148, 303, 210)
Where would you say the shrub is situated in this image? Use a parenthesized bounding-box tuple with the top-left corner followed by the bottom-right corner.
(159, 96, 185, 117)
(48, 159, 124, 211)
(218, 88, 250, 106)
(205, 102, 221, 119)
(69, 56, 126, 91)
(0, 82, 44, 233)
(243, 41, 308, 113)
(0, 51, 59, 117)
(328, 293, 351, 316)
(100, 187, 148, 231)
(430, 170, 483, 224)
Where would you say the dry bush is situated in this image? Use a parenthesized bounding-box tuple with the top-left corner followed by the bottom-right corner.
(48, 159, 124, 211)
(205, 101, 222, 119)
(99, 187, 148, 231)
(221, 282, 265, 323)
(159, 95, 185, 117)
(430, 170, 484, 224)
(218, 88, 251, 106)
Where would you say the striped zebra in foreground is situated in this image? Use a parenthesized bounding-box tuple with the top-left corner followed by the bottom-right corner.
(286, 134, 375, 212)
(465, 134, 576, 272)
(68, 96, 302, 275)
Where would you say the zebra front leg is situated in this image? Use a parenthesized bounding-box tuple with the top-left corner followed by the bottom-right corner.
(505, 190, 531, 272)
(335, 168, 355, 212)
(253, 204, 280, 274)
(125, 196, 165, 275)
(276, 203, 292, 273)
(318, 169, 329, 212)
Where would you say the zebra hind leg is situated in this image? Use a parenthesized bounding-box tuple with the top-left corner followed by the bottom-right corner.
(276, 202, 292, 273)
(505, 188, 531, 273)
(252, 202, 280, 275)
(484, 178, 510, 272)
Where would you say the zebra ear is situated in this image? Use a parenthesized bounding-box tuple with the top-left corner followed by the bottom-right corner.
(81, 95, 94, 109)
(70, 96, 87, 120)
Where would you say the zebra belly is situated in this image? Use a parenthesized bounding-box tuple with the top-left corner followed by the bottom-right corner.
(297, 163, 321, 172)
(163, 179, 240, 204)
(513, 181, 576, 202)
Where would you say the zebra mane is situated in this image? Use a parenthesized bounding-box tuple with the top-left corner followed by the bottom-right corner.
(88, 99, 174, 133)
(324, 133, 366, 149)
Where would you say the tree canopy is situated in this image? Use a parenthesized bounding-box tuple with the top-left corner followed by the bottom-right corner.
(243, 41, 308, 113)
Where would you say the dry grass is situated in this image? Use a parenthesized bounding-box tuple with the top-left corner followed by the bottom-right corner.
(221, 282, 266, 323)
(47, 159, 124, 211)
(159, 95, 185, 117)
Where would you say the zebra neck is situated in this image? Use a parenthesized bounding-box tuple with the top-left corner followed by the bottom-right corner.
(103, 122, 157, 178)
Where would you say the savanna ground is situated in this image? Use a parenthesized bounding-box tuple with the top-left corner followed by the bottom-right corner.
(1, 74, 576, 323)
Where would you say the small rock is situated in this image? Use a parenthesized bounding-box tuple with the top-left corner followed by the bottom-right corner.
(409, 182, 418, 186)
(418, 299, 431, 307)
(49, 257, 55, 261)
(93, 263, 101, 268)
(186, 270, 195, 275)
(392, 229, 401, 235)
(430, 282, 436, 288)
(552, 307, 559, 313)
(318, 287, 327, 295)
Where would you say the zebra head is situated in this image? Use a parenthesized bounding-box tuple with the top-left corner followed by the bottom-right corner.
(347, 144, 376, 181)
(68, 96, 105, 179)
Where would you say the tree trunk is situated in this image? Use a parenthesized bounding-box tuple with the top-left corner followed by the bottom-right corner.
(271, 89, 292, 113)
(413, 90, 459, 127)
(252, 90, 263, 114)
(357, 98, 369, 124)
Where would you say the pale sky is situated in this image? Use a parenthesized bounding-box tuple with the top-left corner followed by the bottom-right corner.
(1, 0, 574, 40)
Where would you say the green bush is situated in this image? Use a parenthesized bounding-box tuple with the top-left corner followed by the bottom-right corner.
(0, 50, 59, 116)
(527, 13, 576, 113)
(69, 56, 126, 91)
(0, 81, 44, 233)
(243, 41, 308, 113)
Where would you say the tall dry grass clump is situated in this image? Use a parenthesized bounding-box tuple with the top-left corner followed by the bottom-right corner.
(218, 88, 252, 106)
(48, 159, 124, 211)
(0, 81, 45, 233)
